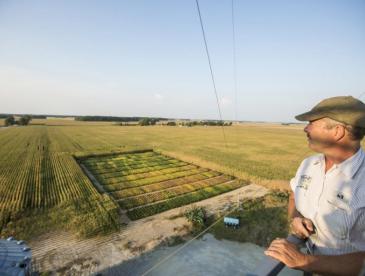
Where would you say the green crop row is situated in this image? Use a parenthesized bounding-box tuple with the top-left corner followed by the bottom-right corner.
(85, 158, 182, 174)
(84, 153, 167, 168)
(85, 151, 156, 164)
(100, 164, 197, 185)
(119, 175, 234, 209)
(110, 171, 221, 199)
(103, 167, 210, 192)
(95, 160, 186, 179)
(127, 180, 247, 220)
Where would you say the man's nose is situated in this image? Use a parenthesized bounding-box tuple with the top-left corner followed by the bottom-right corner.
(304, 124, 309, 133)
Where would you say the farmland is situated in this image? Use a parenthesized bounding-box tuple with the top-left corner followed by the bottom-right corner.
(0, 121, 311, 240)
(81, 151, 246, 220)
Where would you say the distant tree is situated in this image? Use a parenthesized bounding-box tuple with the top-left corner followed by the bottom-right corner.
(4, 116, 15, 126)
(139, 118, 158, 126)
(139, 118, 149, 126)
(18, 115, 32, 126)
(166, 121, 176, 126)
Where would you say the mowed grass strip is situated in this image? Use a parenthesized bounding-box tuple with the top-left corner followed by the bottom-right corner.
(118, 175, 233, 209)
(103, 167, 211, 191)
(127, 179, 246, 220)
(100, 164, 197, 185)
(110, 171, 221, 199)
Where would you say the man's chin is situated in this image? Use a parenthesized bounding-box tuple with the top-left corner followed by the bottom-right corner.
(307, 142, 322, 153)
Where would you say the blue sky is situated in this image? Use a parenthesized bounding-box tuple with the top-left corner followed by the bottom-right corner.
(0, 0, 364, 122)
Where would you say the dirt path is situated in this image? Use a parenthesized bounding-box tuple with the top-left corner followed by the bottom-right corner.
(29, 184, 268, 274)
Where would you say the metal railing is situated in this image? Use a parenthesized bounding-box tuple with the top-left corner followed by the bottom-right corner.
(248, 234, 305, 276)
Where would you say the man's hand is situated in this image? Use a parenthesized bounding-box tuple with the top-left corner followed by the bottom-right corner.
(290, 217, 315, 239)
(264, 238, 309, 269)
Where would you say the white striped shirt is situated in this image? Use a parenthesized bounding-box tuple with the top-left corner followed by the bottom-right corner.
(290, 148, 365, 255)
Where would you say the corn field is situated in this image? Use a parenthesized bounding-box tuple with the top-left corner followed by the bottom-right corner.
(0, 126, 119, 238)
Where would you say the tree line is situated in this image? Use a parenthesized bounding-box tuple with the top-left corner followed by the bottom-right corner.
(166, 121, 232, 127)
(4, 115, 32, 126)
(75, 116, 168, 122)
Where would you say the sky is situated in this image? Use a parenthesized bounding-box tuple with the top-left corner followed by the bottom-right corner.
(0, 0, 364, 122)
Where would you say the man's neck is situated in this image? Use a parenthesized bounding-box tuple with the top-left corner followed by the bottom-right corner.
(324, 145, 360, 172)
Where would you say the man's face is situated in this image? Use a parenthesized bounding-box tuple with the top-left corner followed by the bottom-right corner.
(304, 118, 337, 152)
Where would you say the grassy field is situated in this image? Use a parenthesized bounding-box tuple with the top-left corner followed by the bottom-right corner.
(0, 122, 312, 240)
(81, 150, 247, 220)
(209, 190, 290, 247)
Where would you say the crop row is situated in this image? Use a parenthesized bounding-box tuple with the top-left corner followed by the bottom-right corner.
(85, 151, 156, 164)
(103, 168, 213, 192)
(88, 158, 184, 176)
(96, 160, 187, 179)
(84, 152, 163, 168)
(127, 180, 245, 220)
(0, 127, 109, 211)
(118, 175, 233, 209)
(85, 157, 181, 174)
(99, 164, 197, 185)
(110, 170, 221, 199)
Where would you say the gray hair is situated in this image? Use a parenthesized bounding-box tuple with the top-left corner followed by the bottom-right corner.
(324, 117, 365, 141)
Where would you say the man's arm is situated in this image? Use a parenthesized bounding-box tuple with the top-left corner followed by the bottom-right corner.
(288, 191, 314, 238)
(288, 191, 301, 219)
(305, 251, 365, 276)
(265, 239, 365, 276)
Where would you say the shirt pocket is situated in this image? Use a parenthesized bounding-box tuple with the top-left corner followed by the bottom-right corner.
(317, 193, 350, 240)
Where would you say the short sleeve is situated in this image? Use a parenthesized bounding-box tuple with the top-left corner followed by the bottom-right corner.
(290, 159, 307, 192)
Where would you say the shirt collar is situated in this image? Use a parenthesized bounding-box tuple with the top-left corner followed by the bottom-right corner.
(336, 148, 364, 179)
(312, 154, 323, 166)
(311, 148, 364, 179)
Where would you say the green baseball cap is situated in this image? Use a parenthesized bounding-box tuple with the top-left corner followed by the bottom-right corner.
(295, 96, 365, 127)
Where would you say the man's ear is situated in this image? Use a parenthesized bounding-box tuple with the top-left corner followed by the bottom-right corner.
(334, 125, 346, 141)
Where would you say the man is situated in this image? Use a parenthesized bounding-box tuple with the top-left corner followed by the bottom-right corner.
(265, 96, 365, 275)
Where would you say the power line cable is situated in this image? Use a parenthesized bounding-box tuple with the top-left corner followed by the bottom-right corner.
(231, 0, 238, 124)
(195, 0, 228, 149)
